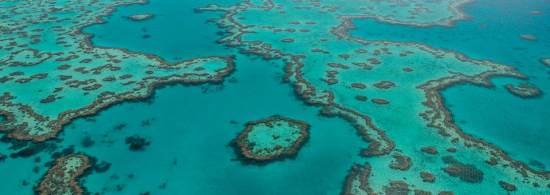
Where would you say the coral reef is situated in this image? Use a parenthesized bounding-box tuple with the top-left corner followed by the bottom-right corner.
(0, 0, 235, 141)
(125, 135, 150, 151)
(520, 35, 538, 41)
(504, 84, 542, 98)
(36, 154, 90, 195)
(442, 156, 484, 183)
(421, 146, 438, 155)
(198, 0, 549, 193)
(234, 116, 309, 161)
(342, 163, 374, 195)
(420, 171, 436, 183)
(389, 154, 412, 171)
(128, 14, 154, 21)
(384, 181, 410, 195)
(498, 181, 517, 191)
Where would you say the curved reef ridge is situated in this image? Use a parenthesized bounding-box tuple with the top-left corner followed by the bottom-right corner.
(36, 154, 91, 195)
(504, 84, 542, 98)
(0, 0, 234, 141)
(198, 0, 549, 193)
(234, 116, 309, 162)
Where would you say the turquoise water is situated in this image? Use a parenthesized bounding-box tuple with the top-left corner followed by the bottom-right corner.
(58, 56, 364, 194)
(0, 56, 365, 194)
(83, 0, 243, 62)
(0, 1, 365, 194)
(1, 0, 549, 194)
(351, 0, 550, 170)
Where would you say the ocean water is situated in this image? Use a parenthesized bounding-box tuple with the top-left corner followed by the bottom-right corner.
(351, 0, 550, 170)
(56, 56, 365, 195)
(82, 0, 243, 61)
(1, 0, 365, 194)
(1, 0, 549, 194)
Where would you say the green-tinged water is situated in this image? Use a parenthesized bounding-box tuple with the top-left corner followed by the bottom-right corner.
(0, 0, 549, 194)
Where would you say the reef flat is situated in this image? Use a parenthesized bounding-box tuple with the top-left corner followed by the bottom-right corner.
(197, 0, 549, 193)
(0, 0, 234, 141)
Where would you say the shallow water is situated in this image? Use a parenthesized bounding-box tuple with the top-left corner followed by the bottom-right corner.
(351, 0, 550, 170)
(60, 56, 365, 195)
(1, 1, 365, 194)
(83, 0, 243, 62)
(1, 0, 549, 194)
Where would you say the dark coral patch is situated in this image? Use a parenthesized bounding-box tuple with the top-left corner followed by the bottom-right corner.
(414, 189, 431, 195)
(439, 191, 455, 195)
(11, 142, 58, 158)
(420, 171, 435, 183)
(40, 95, 56, 103)
(81, 136, 95, 148)
(528, 159, 546, 170)
(355, 96, 368, 102)
(351, 83, 366, 89)
(498, 181, 517, 191)
(389, 154, 411, 171)
(367, 57, 381, 64)
(338, 54, 350, 59)
(125, 135, 150, 151)
(281, 38, 294, 43)
(373, 81, 395, 89)
(441, 156, 483, 183)
(485, 157, 498, 165)
(421, 146, 438, 155)
(371, 98, 389, 105)
(384, 181, 410, 195)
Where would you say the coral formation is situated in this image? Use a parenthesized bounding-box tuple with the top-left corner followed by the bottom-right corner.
(36, 154, 90, 195)
(504, 84, 542, 98)
(0, 0, 235, 141)
(128, 14, 154, 21)
(442, 156, 484, 183)
(234, 116, 309, 161)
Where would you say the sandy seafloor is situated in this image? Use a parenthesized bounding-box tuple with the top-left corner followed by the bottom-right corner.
(0, 0, 548, 194)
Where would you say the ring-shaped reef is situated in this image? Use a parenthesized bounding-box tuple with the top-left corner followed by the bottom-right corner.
(234, 115, 309, 163)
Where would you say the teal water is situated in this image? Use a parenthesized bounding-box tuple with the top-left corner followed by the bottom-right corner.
(83, 0, 243, 62)
(2, 0, 549, 194)
(351, 0, 550, 170)
(0, 1, 366, 194)
(58, 56, 364, 194)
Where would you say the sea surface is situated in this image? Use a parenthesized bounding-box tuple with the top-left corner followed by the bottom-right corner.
(351, 0, 550, 170)
(0, 0, 549, 194)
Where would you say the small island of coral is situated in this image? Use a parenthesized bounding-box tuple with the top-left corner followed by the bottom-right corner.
(504, 84, 542, 98)
(234, 116, 309, 162)
(128, 14, 154, 21)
